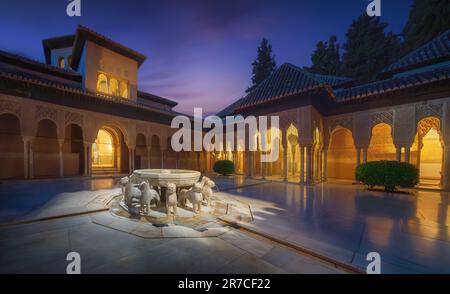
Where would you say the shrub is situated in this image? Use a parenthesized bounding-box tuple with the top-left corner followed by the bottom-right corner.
(213, 160, 235, 175)
(355, 160, 419, 192)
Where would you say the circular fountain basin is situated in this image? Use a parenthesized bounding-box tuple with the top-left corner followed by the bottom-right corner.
(132, 169, 201, 188)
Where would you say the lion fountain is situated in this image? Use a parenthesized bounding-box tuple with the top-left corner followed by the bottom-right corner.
(118, 169, 216, 218)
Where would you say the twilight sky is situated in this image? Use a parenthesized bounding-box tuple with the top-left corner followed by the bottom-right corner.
(0, 0, 412, 115)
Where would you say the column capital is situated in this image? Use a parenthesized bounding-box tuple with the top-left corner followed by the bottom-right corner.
(22, 135, 35, 143)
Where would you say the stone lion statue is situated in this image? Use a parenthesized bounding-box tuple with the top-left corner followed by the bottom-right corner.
(188, 182, 203, 213)
(201, 177, 215, 207)
(139, 181, 160, 215)
(166, 183, 178, 215)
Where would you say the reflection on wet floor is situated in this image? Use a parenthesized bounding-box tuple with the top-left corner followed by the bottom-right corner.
(213, 178, 450, 273)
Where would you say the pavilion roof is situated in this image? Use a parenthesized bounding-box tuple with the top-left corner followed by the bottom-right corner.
(382, 29, 450, 75)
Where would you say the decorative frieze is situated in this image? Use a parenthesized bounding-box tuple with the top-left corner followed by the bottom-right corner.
(329, 117, 353, 134)
(35, 105, 57, 121)
(371, 111, 393, 127)
(65, 111, 83, 126)
(415, 102, 443, 122)
(0, 99, 21, 116)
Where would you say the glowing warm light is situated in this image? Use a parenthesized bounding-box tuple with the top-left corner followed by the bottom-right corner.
(286, 124, 299, 176)
(327, 127, 357, 180)
(420, 128, 442, 180)
(96, 72, 129, 98)
(368, 123, 396, 161)
(92, 129, 115, 167)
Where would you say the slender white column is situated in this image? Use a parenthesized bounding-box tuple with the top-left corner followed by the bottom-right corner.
(161, 150, 164, 168)
(22, 137, 30, 179)
(283, 147, 288, 181)
(128, 148, 134, 173)
(442, 145, 450, 189)
(58, 139, 64, 177)
(323, 149, 328, 181)
(305, 145, 312, 184)
(29, 140, 34, 179)
(356, 148, 361, 166)
(404, 147, 411, 163)
(300, 145, 305, 183)
(396, 147, 402, 162)
(83, 142, 89, 176)
(147, 147, 151, 168)
(87, 143, 92, 176)
(362, 148, 368, 163)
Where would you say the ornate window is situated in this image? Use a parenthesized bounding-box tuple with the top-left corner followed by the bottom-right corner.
(58, 57, 65, 69)
(109, 78, 119, 96)
(96, 72, 129, 98)
(96, 73, 109, 94)
(120, 81, 128, 98)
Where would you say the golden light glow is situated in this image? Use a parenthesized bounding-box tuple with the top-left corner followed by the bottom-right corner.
(368, 123, 396, 161)
(92, 129, 115, 167)
(420, 128, 442, 179)
(96, 72, 129, 98)
(327, 127, 357, 180)
(286, 124, 299, 176)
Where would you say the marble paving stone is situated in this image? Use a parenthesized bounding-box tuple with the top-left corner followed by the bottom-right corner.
(131, 224, 163, 238)
(261, 246, 343, 274)
(106, 218, 141, 233)
(216, 252, 287, 274)
(90, 211, 115, 226)
(0, 229, 70, 273)
(219, 230, 273, 257)
(162, 225, 203, 238)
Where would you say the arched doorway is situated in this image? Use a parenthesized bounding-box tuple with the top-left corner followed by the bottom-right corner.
(35, 119, 59, 177)
(412, 117, 443, 184)
(0, 114, 23, 179)
(91, 127, 127, 174)
(286, 124, 300, 179)
(368, 123, 396, 162)
(327, 127, 357, 180)
(312, 127, 322, 181)
(63, 124, 84, 176)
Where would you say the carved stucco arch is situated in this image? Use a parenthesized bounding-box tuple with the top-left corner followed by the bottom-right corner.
(370, 111, 394, 142)
(0, 99, 21, 118)
(91, 120, 131, 147)
(415, 103, 443, 125)
(325, 117, 353, 149)
(416, 116, 442, 143)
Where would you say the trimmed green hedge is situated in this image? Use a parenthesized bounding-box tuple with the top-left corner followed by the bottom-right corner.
(213, 160, 235, 175)
(355, 160, 419, 192)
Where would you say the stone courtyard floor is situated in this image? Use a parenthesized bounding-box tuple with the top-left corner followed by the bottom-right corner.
(0, 175, 449, 274)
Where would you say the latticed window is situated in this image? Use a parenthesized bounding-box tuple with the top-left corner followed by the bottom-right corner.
(96, 72, 129, 98)
(58, 57, 65, 69)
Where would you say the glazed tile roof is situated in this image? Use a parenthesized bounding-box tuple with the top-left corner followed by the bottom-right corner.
(216, 97, 244, 117)
(0, 50, 81, 82)
(232, 31, 450, 111)
(71, 25, 147, 70)
(382, 29, 450, 74)
(238, 63, 325, 109)
(308, 72, 352, 88)
(137, 90, 178, 107)
(334, 61, 450, 101)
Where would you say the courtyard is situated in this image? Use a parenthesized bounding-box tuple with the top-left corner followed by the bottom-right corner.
(0, 176, 448, 274)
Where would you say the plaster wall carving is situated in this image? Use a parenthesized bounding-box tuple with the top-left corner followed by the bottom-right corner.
(35, 105, 58, 122)
(0, 99, 21, 116)
(393, 106, 416, 147)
